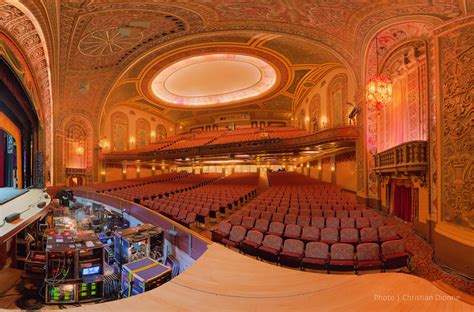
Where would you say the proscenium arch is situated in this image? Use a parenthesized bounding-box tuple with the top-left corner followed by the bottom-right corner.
(97, 30, 360, 136)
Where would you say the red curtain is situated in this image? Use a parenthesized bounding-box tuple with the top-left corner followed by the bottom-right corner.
(0, 129, 4, 187)
(394, 185, 412, 222)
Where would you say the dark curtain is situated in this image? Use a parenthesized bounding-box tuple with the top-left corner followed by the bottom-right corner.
(0, 129, 4, 187)
(394, 185, 412, 222)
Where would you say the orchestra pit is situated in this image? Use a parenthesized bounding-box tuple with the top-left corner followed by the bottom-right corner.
(0, 1, 472, 311)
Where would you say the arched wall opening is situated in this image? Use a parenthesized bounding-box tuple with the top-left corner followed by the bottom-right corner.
(0, 58, 40, 188)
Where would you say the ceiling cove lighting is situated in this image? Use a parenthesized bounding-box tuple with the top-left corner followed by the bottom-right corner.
(151, 53, 277, 106)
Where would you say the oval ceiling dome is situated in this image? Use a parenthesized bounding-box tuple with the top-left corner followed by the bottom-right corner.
(150, 54, 277, 106)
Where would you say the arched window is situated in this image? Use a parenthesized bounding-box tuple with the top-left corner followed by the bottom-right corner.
(111, 112, 128, 151)
(136, 118, 150, 148)
(156, 124, 167, 141)
(309, 94, 321, 132)
(65, 124, 86, 169)
(377, 42, 428, 151)
(327, 74, 348, 127)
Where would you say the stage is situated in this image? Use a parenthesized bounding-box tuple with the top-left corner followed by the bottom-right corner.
(0, 188, 29, 205)
(0, 188, 50, 243)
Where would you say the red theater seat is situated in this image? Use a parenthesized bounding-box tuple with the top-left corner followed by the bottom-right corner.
(258, 235, 283, 263)
(301, 242, 329, 271)
(279, 239, 304, 267)
(222, 225, 247, 248)
(329, 243, 355, 271)
(241, 230, 264, 256)
(357, 243, 383, 272)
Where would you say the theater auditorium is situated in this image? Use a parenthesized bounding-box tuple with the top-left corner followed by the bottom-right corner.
(0, 1, 472, 310)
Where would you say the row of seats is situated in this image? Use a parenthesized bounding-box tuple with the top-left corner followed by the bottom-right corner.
(108, 127, 309, 156)
(107, 174, 222, 202)
(75, 172, 189, 193)
(213, 222, 400, 246)
(212, 172, 410, 273)
(240, 206, 377, 218)
(144, 173, 259, 228)
(218, 227, 409, 271)
(230, 213, 387, 230)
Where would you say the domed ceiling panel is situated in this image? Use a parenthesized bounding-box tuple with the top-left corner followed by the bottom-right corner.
(151, 53, 277, 106)
(140, 45, 291, 110)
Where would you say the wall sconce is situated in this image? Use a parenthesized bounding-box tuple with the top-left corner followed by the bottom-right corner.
(306, 163, 310, 168)
(122, 169, 127, 174)
(99, 138, 109, 149)
(318, 165, 322, 170)
(150, 131, 156, 139)
(136, 167, 140, 173)
(101, 170, 106, 175)
(305, 116, 310, 123)
(75, 146, 85, 155)
(321, 116, 328, 128)
(152, 166, 156, 171)
(129, 136, 135, 144)
(331, 163, 336, 171)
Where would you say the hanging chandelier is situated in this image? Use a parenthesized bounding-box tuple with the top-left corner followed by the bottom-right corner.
(366, 35, 393, 111)
(366, 75, 392, 111)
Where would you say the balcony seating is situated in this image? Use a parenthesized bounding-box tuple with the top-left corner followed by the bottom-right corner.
(329, 243, 355, 271)
(381, 240, 409, 269)
(258, 235, 283, 263)
(279, 239, 305, 267)
(301, 242, 329, 271)
(241, 230, 264, 256)
(357, 243, 383, 272)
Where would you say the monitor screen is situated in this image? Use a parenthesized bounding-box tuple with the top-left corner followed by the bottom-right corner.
(81, 265, 100, 276)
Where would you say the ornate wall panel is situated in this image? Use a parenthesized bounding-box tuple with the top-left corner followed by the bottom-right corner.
(111, 112, 128, 152)
(327, 73, 348, 127)
(135, 118, 150, 148)
(436, 19, 474, 230)
(309, 94, 321, 131)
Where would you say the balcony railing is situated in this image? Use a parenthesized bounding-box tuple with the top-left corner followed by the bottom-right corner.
(102, 126, 358, 162)
(373, 141, 428, 174)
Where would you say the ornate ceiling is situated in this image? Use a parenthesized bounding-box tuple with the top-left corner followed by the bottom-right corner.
(4, 0, 466, 134)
